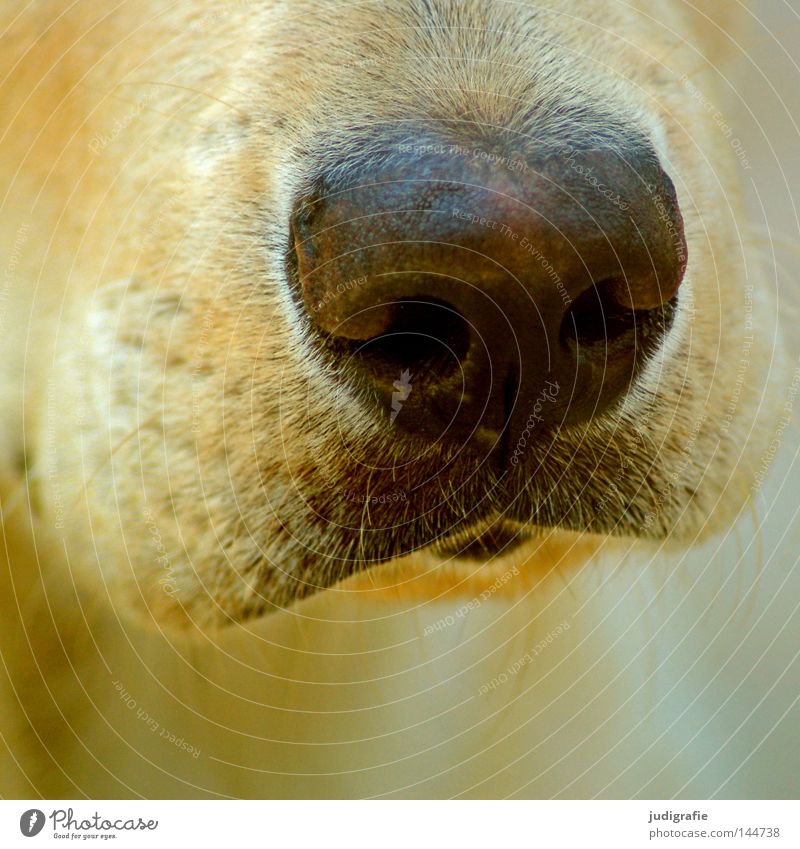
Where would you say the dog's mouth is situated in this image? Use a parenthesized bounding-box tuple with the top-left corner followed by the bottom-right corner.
(434, 519, 530, 560)
(282, 134, 686, 595)
(285, 292, 680, 581)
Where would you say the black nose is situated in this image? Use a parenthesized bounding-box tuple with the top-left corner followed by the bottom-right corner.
(291, 137, 686, 449)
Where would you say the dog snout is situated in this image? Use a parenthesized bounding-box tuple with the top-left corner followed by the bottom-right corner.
(292, 136, 686, 450)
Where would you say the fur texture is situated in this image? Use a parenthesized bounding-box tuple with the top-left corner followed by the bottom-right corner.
(1, 0, 798, 798)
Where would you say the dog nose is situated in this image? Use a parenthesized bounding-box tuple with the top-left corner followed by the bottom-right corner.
(292, 138, 686, 448)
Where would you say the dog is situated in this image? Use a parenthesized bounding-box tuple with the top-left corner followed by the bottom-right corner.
(1, 0, 798, 798)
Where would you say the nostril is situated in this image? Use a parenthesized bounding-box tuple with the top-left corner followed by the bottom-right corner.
(562, 278, 639, 348)
(561, 277, 677, 355)
(341, 298, 472, 389)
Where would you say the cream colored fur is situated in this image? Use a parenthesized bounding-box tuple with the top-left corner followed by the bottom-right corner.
(1, 0, 798, 798)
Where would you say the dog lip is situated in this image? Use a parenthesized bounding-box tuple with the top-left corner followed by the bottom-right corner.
(434, 521, 529, 560)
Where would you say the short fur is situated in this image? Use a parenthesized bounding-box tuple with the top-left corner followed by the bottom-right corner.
(1, 0, 797, 798)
